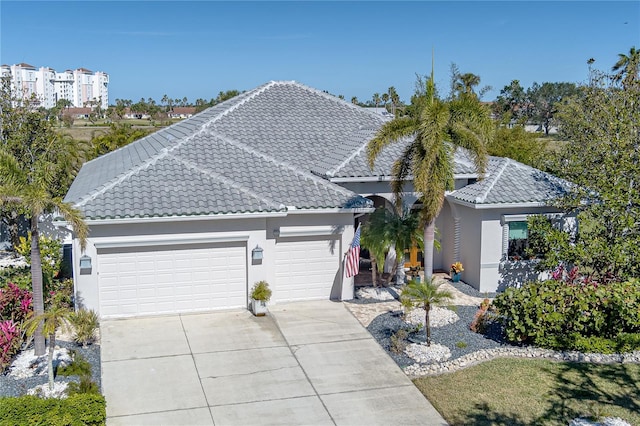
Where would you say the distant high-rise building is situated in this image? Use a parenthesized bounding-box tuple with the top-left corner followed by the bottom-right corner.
(1, 63, 109, 109)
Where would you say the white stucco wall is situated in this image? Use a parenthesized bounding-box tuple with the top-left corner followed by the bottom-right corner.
(72, 212, 356, 315)
(450, 203, 565, 293)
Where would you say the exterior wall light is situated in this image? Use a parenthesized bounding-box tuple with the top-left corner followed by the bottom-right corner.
(251, 245, 264, 263)
(79, 255, 92, 275)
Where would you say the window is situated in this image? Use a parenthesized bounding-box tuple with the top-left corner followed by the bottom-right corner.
(508, 221, 528, 260)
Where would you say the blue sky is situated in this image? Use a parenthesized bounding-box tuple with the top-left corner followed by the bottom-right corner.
(1, 1, 638, 104)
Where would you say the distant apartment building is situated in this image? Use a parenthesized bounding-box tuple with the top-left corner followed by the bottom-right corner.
(0, 63, 109, 109)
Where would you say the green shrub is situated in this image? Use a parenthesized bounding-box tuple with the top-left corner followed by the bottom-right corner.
(66, 375, 100, 396)
(0, 266, 31, 289)
(47, 279, 74, 310)
(492, 279, 640, 352)
(250, 281, 272, 302)
(566, 333, 640, 354)
(456, 341, 468, 349)
(0, 393, 106, 425)
(68, 309, 99, 346)
(57, 350, 92, 377)
(16, 235, 62, 293)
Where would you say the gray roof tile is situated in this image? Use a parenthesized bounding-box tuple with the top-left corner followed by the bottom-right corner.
(65, 81, 568, 219)
(65, 81, 376, 220)
(450, 157, 571, 205)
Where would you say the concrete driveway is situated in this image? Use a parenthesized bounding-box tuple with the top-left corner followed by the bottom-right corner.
(101, 300, 447, 425)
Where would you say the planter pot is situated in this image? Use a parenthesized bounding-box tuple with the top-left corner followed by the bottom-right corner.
(451, 272, 461, 283)
(251, 299, 268, 316)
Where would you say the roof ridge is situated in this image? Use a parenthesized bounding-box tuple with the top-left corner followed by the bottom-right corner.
(202, 82, 276, 129)
(167, 154, 285, 211)
(209, 130, 358, 198)
(74, 83, 279, 206)
(475, 157, 509, 203)
(326, 129, 377, 177)
(271, 80, 388, 123)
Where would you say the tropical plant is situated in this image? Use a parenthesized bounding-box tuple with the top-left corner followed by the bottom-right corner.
(366, 65, 493, 282)
(23, 304, 74, 390)
(372, 93, 381, 108)
(250, 280, 272, 302)
(360, 206, 424, 285)
(15, 234, 62, 294)
(0, 319, 21, 371)
(400, 277, 453, 346)
(0, 77, 89, 356)
(90, 122, 150, 159)
(612, 46, 639, 86)
(492, 279, 640, 352)
(69, 309, 99, 347)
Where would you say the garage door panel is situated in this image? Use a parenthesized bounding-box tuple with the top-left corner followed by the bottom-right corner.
(98, 243, 247, 318)
(275, 238, 340, 302)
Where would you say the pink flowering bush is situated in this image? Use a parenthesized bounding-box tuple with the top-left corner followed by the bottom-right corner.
(0, 319, 21, 370)
(0, 282, 33, 323)
(0, 282, 33, 372)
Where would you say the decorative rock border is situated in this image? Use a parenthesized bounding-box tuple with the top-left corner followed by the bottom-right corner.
(404, 346, 640, 378)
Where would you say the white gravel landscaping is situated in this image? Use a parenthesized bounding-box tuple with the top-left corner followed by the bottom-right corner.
(405, 343, 451, 364)
(356, 286, 398, 301)
(405, 306, 459, 328)
(8, 347, 72, 379)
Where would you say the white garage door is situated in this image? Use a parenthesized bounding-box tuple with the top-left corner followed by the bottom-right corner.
(97, 242, 246, 318)
(275, 237, 340, 302)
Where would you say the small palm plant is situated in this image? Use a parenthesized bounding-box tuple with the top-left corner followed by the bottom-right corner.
(400, 277, 453, 346)
(23, 304, 73, 390)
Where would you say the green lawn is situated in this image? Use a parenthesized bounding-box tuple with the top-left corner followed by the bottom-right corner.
(414, 358, 640, 426)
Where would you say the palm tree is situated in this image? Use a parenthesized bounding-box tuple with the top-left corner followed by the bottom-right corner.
(24, 305, 74, 390)
(400, 277, 452, 345)
(0, 84, 88, 356)
(455, 73, 481, 95)
(351, 96, 359, 105)
(361, 206, 424, 286)
(388, 86, 399, 115)
(612, 46, 639, 86)
(381, 93, 390, 112)
(372, 93, 381, 109)
(366, 66, 493, 282)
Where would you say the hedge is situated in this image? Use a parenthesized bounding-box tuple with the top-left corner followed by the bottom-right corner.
(0, 394, 106, 426)
(492, 279, 640, 353)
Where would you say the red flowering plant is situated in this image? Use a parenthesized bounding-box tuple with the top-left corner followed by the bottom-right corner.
(0, 283, 33, 372)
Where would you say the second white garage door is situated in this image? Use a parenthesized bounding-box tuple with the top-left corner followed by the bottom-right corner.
(97, 242, 247, 319)
(274, 237, 340, 302)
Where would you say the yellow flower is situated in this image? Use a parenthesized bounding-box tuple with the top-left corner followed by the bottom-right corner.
(451, 262, 464, 273)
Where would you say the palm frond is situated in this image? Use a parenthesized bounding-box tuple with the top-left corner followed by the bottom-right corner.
(366, 116, 418, 169)
(51, 198, 89, 250)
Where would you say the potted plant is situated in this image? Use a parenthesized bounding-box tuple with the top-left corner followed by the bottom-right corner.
(250, 280, 272, 316)
(450, 262, 464, 282)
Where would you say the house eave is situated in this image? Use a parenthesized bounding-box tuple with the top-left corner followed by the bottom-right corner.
(330, 173, 478, 184)
(285, 207, 375, 214)
(63, 210, 289, 226)
(446, 196, 548, 210)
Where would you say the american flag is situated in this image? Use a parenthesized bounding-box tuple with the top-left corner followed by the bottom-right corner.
(345, 224, 361, 278)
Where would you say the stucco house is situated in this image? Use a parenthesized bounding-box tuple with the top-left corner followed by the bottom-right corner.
(63, 81, 569, 319)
